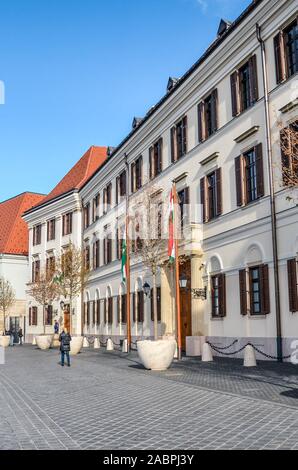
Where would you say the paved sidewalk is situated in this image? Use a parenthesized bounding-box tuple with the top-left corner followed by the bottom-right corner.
(1, 345, 298, 450)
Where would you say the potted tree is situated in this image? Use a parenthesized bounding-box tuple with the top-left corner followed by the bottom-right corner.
(27, 267, 58, 350)
(0, 278, 15, 348)
(54, 242, 89, 356)
(133, 187, 177, 371)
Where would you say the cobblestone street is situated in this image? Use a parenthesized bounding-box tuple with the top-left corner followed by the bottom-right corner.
(1, 345, 298, 450)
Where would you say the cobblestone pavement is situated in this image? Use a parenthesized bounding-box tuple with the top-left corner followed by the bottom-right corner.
(1, 345, 298, 450)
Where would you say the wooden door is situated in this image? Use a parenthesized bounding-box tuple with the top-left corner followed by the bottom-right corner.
(64, 305, 70, 332)
(180, 290, 192, 351)
(180, 259, 192, 351)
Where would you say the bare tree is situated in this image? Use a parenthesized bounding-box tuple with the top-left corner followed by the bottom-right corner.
(27, 266, 58, 335)
(280, 121, 298, 189)
(132, 187, 167, 340)
(0, 278, 16, 334)
(54, 242, 89, 334)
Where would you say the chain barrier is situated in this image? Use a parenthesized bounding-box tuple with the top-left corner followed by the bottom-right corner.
(207, 342, 248, 356)
(207, 341, 292, 360)
(247, 343, 292, 361)
(209, 339, 239, 351)
(87, 336, 95, 346)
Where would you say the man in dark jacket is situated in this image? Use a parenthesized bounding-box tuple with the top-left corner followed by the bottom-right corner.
(18, 328, 23, 346)
(59, 328, 72, 367)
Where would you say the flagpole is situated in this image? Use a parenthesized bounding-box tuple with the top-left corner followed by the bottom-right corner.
(125, 154, 132, 353)
(173, 183, 182, 361)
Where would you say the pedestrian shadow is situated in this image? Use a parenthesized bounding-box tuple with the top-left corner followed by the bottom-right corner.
(128, 364, 145, 370)
(280, 389, 298, 399)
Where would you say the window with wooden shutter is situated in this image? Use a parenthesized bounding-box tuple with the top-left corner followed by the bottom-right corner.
(92, 301, 96, 325)
(149, 146, 154, 179)
(198, 101, 205, 142)
(121, 294, 127, 324)
(96, 300, 101, 325)
(117, 296, 120, 324)
(248, 265, 270, 316)
(255, 143, 264, 198)
(288, 259, 298, 313)
(249, 55, 259, 104)
(103, 299, 107, 324)
(132, 293, 136, 323)
(235, 156, 243, 207)
(29, 307, 32, 326)
(171, 126, 178, 163)
(150, 287, 161, 322)
(149, 139, 163, 180)
(182, 116, 188, 155)
(211, 274, 226, 317)
(231, 71, 240, 117)
(137, 291, 144, 323)
(171, 117, 187, 162)
(108, 297, 113, 325)
(274, 32, 286, 84)
(215, 168, 222, 216)
(200, 177, 208, 223)
(239, 269, 247, 315)
(260, 264, 270, 315)
(116, 176, 120, 205)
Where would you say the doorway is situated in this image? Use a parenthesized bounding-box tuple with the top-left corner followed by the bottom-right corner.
(64, 305, 70, 332)
(9, 317, 20, 344)
(179, 259, 192, 351)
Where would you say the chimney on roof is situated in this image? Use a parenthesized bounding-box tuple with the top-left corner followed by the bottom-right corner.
(217, 19, 232, 37)
(167, 77, 179, 92)
(107, 147, 115, 157)
(132, 117, 143, 130)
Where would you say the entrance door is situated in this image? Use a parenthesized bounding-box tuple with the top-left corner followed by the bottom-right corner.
(64, 305, 71, 332)
(179, 259, 192, 351)
(10, 317, 20, 344)
(180, 290, 192, 351)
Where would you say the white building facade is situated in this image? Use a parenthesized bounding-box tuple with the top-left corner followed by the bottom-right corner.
(24, 0, 298, 360)
(80, 0, 298, 360)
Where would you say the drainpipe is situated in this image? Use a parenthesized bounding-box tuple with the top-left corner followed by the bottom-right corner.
(256, 24, 283, 362)
(79, 196, 85, 337)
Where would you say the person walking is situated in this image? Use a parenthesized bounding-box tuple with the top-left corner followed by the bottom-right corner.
(59, 328, 72, 367)
(18, 328, 23, 346)
(9, 328, 15, 347)
(54, 320, 59, 335)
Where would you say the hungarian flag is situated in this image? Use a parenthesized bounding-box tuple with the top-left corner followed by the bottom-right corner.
(121, 231, 127, 283)
(168, 188, 176, 263)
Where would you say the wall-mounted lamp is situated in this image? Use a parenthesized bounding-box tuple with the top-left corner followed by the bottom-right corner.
(179, 275, 207, 300)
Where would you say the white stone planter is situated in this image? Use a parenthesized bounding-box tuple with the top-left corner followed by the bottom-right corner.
(36, 335, 52, 350)
(70, 336, 84, 356)
(137, 339, 177, 371)
(0, 336, 11, 348)
(52, 334, 60, 348)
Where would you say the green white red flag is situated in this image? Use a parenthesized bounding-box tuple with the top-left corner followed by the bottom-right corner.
(121, 230, 127, 283)
(168, 188, 176, 263)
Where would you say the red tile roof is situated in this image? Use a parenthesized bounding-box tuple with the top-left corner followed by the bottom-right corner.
(35, 146, 107, 208)
(0, 193, 45, 256)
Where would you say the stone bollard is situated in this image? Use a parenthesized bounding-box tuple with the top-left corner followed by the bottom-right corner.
(32, 336, 36, 346)
(94, 338, 100, 350)
(83, 337, 89, 348)
(202, 343, 213, 362)
(107, 338, 114, 351)
(244, 345, 257, 367)
(122, 339, 128, 353)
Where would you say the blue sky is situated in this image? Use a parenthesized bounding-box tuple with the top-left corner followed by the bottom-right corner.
(0, 0, 250, 201)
